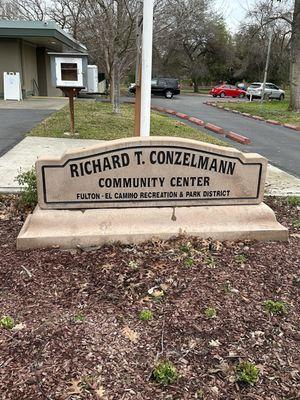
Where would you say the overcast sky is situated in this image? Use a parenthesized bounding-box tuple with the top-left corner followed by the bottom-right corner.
(213, 0, 257, 31)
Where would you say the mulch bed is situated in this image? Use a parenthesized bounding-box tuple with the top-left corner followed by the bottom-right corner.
(0, 196, 299, 400)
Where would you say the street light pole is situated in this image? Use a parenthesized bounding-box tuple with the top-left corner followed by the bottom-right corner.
(140, 0, 154, 137)
(261, 28, 273, 103)
(261, 0, 274, 103)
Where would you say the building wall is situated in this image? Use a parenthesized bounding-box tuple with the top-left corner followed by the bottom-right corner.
(21, 41, 38, 96)
(0, 39, 22, 97)
(45, 53, 61, 97)
(36, 47, 48, 96)
(0, 38, 70, 98)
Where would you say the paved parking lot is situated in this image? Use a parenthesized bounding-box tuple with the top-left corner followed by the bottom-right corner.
(151, 95, 300, 178)
(0, 98, 67, 157)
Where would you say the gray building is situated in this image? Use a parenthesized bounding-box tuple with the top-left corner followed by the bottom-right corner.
(0, 20, 87, 98)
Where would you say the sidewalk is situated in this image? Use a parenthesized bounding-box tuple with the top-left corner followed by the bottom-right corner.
(0, 136, 300, 196)
(0, 137, 103, 193)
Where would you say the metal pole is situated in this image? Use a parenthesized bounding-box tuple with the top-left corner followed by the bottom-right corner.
(261, 0, 274, 103)
(140, 0, 154, 137)
(261, 28, 273, 103)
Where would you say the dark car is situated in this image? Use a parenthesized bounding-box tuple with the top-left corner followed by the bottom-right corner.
(129, 78, 180, 99)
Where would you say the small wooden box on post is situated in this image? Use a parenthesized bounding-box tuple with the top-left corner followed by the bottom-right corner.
(48, 52, 88, 135)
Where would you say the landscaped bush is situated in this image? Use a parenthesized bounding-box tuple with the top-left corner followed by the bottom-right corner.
(263, 300, 288, 315)
(139, 309, 153, 321)
(153, 360, 178, 385)
(0, 315, 15, 330)
(236, 361, 260, 385)
(15, 167, 37, 210)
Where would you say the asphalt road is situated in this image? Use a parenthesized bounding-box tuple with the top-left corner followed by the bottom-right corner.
(151, 95, 300, 178)
(0, 109, 55, 157)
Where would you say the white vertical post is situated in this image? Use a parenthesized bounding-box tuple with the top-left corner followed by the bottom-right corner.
(140, 0, 154, 137)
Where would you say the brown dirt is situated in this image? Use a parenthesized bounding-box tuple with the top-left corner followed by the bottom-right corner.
(0, 196, 299, 400)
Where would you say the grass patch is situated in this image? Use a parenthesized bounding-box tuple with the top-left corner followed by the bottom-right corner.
(30, 101, 225, 146)
(221, 99, 300, 125)
(287, 196, 300, 206)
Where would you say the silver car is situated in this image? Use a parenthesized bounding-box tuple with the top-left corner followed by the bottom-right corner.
(246, 82, 285, 100)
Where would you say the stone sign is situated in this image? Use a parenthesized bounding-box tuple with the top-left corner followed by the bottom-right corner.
(36, 137, 267, 209)
(18, 137, 287, 249)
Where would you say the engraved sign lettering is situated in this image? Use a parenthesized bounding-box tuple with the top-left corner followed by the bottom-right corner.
(36, 137, 267, 209)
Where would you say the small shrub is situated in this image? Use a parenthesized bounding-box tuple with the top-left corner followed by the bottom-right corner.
(204, 255, 216, 267)
(139, 309, 153, 321)
(294, 220, 300, 228)
(15, 168, 37, 210)
(74, 313, 84, 323)
(148, 287, 165, 301)
(293, 275, 300, 287)
(180, 242, 192, 255)
(80, 375, 95, 389)
(204, 307, 217, 318)
(287, 196, 300, 206)
(128, 260, 139, 270)
(0, 315, 15, 330)
(184, 256, 194, 267)
(236, 361, 259, 385)
(236, 254, 247, 264)
(196, 389, 204, 399)
(263, 300, 288, 315)
(153, 360, 178, 385)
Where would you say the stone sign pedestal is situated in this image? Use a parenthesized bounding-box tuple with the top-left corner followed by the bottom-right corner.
(17, 137, 288, 249)
(17, 203, 287, 250)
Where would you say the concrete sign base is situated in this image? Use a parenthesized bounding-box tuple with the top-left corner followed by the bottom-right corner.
(17, 203, 288, 250)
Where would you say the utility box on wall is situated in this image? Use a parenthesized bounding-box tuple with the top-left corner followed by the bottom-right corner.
(48, 52, 88, 88)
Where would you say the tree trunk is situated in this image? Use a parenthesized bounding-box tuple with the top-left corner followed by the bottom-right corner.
(112, 0, 122, 113)
(110, 71, 115, 104)
(289, 0, 300, 111)
(113, 60, 121, 114)
(192, 79, 199, 93)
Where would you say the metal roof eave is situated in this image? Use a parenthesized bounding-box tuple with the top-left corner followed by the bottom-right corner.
(0, 27, 86, 53)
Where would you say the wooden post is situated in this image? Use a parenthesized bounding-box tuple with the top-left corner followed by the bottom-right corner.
(58, 86, 83, 136)
(69, 93, 75, 135)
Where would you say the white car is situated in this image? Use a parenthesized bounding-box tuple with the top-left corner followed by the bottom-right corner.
(246, 82, 285, 100)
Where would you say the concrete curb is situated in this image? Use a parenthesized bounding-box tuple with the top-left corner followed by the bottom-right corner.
(283, 123, 300, 131)
(151, 105, 251, 145)
(175, 112, 189, 119)
(188, 116, 205, 126)
(164, 108, 177, 115)
(205, 123, 224, 134)
(226, 131, 251, 145)
(252, 115, 264, 121)
(266, 119, 282, 126)
(204, 101, 300, 132)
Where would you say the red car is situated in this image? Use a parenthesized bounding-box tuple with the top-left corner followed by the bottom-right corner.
(210, 84, 246, 98)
